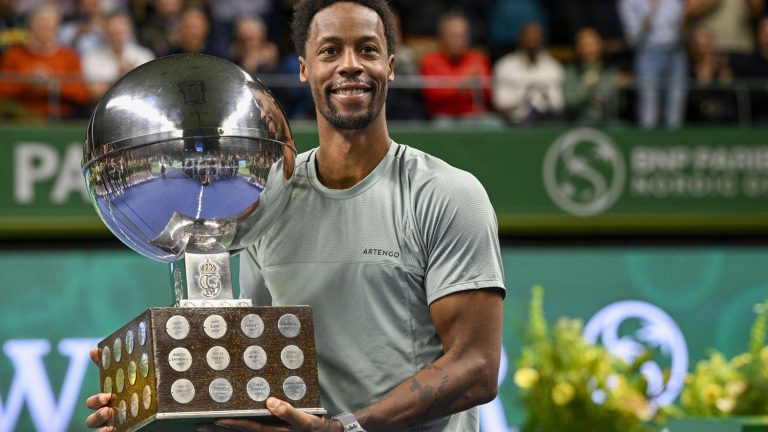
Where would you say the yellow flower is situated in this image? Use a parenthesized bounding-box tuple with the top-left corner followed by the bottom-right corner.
(732, 353, 752, 368)
(725, 380, 747, 398)
(551, 381, 575, 406)
(701, 383, 722, 404)
(514, 368, 539, 389)
(715, 397, 736, 414)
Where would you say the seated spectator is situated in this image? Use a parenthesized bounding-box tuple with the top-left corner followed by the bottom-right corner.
(619, 0, 687, 129)
(82, 12, 154, 100)
(420, 10, 498, 126)
(0, 4, 89, 120)
(58, 0, 106, 57)
(387, 11, 425, 121)
(493, 22, 565, 124)
(166, 6, 218, 57)
(731, 16, 768, 122)
(564, 27, 621, 124)
(230, 15, 313, 119)
(137, 0, 182, 57)
(686, 25, 737, 123)
(209, 0, 278, 64)
(231, 16, 279, 74)
(0, 0, 27, 54)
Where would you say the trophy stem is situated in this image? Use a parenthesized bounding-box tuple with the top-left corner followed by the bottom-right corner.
(170, 252, 250, 307)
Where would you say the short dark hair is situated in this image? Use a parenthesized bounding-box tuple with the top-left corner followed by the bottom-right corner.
(291, 0, 396, 57)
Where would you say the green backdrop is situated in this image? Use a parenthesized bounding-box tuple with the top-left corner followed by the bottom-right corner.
(2, 125, 768, 236)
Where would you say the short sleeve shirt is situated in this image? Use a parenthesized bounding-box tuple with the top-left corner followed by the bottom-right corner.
(240, 142, 505, 431)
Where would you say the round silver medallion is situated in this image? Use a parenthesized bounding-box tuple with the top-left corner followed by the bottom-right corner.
(166, 315, 190, 340)
(171, 379, 195, 404)
(280, 345, 304, 370)
(203, 315, 227, 339)
(101, 347, 111, 370)
(246, 377, 270, 402)
(143, 385, 152, 410)
(126, 330, 135, 355)
(140, 353, 150, 378)
(117, 400, 127, 425)
(209, 378, 233, 403)
(127, 361, 137, 386)
(277, 314, 301, 338)
(115, 368, 125, 393)
(139, 321, 147, 346)
(241, 314, 264, 338)
(282, 376, 306, 401)
(103, 376, 113, 395)
(243, 346, 268, 370)
(206, 346, 230, 371)
(113, 338, 122, 363)
(130, 392, 139, 417)
(168, 347, 193, 372)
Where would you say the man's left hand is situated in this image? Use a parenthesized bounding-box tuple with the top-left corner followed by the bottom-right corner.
(197, 397, 341, 432)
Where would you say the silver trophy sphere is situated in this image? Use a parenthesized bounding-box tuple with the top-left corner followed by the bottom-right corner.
(81, 54, 296, 305)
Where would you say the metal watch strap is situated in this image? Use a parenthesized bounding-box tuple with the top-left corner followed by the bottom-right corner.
(332, 412, 366, 432)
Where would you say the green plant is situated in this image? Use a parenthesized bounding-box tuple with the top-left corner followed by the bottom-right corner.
(677, 299, 768, 417)
(515, 286, 658, 432)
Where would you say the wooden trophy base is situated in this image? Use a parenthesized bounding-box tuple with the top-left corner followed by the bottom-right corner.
(97, 306, 324, 432)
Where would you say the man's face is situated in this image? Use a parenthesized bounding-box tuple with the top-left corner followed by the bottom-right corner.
(106, 15, 132, 48)
(29, 10, 58, 45)
(299, 2, 394, 130)
(440, 17, 469, 58)
(576, 28, 602, 63)
(520, 23, 542, 53)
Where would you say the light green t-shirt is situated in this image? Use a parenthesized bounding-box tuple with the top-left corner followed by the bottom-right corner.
(240, 142, 505, 431)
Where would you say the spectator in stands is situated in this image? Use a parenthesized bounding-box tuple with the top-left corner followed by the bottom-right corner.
(209, 0, 281, 63)
(493, 22, 564, 124)
(0, 0, 27, 53)
(619, 0, 687, 129)
(564, 27, 621, 125)
(59, 0, 106, 57)
(82, 12, 154, 100)
(686, 0, 765, 55)
(686, 25, 737, 123)
(231, 16, 313, 119)
(731, 16, 768, 121)
(166, 6, 216, 57)
(387, 11, 425, 121)
(420, 10, 498, 126)
(231, 16, 279, 74)
(137, 0, 182, 57)
(0, 4, 89, 120)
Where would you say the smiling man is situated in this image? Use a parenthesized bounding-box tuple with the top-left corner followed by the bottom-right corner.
(85, 1, 505, 432)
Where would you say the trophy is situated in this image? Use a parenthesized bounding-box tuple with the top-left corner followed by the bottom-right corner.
(81, 54, 324, 432)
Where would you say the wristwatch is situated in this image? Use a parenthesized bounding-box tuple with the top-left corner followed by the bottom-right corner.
(332, 412, 367, 432)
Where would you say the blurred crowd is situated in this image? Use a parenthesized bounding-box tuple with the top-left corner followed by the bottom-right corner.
(1, 0, 768, 128)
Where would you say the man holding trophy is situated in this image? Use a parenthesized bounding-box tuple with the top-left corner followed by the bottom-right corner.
(85, 0, 505, 431)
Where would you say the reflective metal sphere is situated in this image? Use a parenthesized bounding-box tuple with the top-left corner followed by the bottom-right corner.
(82, 54, 296, 262)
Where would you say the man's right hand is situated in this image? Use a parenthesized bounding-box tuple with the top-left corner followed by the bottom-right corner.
(85, 348, 115, 432)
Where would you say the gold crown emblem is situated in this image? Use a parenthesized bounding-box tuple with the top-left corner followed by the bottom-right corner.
(199, 259, 219, 275)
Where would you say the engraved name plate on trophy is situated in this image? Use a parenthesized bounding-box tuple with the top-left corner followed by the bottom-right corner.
(82, 54, 324, 432)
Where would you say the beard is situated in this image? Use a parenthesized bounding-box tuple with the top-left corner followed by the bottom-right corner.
(317, 80, 384, 130)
